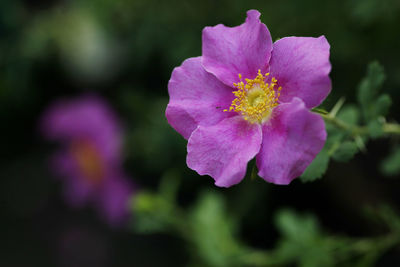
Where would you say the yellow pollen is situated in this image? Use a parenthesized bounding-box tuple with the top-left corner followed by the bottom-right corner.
(223, 70, 282, 123)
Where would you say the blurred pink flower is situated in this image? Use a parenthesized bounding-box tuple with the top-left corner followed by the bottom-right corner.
(166, 10, 331, 187)
(41, 95, 134, 226)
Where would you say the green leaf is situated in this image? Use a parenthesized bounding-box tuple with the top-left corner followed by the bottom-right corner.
(357, 61, 386, 121)
(159, 169, 180, 203)
(275, 209, 321, 241)
(300, 148, 330, 182)
(337, 105, 360, 125)
(357, 61, 385, 107)
(190, 192, 243, 267)
(274, 210, 335, 267)
(374, 94, 392, 117)
(376, 205, 400, 233)
(367, 119, 384, 138)
(332, 141, 359, 162)
(131, 192, 171, 233)
(380, 147, 400, 176)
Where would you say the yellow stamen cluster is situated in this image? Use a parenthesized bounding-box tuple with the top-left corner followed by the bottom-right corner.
(224, 70, 282, 123)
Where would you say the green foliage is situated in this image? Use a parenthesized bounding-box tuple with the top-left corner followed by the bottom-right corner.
(273, 210, 335, 267)
(374, 94, 392, 117)
(349, 0, 400, 25)
(131, 191, 169, 232)
(357, 62, 390, 121)
(131, 177, 246, 267)
(380, 147, 400, 176)
(332, 141, 358, 162)
(303, 60, 399, 181)
(131, 170, 181, 233)
(374, 205, 400, 234)
(190, 192, 244, 267)
(272, 208, 400, 267)
(132, 179, 400, 267)
(301, 104, 362, 182)
(300, 148, 330, 182)
(302, 101, 365, 182)
(367, 119, 384, 138)
(357, 62, 385, 111)
(275, 210, 321, 243)
(337, 105, 360, 125)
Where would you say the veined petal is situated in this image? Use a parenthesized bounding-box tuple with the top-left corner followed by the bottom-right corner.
(202, 10, 272, 87)
(166, 57, 234, 139)
(269, 36, 331, 108)
(187, 116, 262, 187)
(256, 98, 326, 184)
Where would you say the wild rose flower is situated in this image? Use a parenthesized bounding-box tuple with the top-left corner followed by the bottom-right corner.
(166, 10, 331, 187)
(41, 95, 134, 226)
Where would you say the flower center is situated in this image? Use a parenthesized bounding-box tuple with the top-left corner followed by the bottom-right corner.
(70, 140, 104, 185)
(224, 70, 282, 123)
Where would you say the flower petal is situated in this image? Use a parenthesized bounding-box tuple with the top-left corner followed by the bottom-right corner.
(269, 36, 331, 108)
(97, 174, 134, 227)
(41, 95, 123, 164)
(202, 10, 272, 87)
(166, 57, 235, 139)
(256, 98, 326, 184)
(187, 116, 262, 187)
(51, 151, 94, 207)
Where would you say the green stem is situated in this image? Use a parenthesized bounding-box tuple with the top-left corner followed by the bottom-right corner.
(318, 113, 400, 136)
(329, 97, 346, 118)
(383, 123, 400, 135)
(320, 113, 351, 131)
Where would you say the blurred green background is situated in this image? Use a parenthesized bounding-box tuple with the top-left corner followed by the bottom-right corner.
(1, 0, 400, 266)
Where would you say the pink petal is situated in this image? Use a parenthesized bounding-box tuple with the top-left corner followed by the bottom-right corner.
(63, 177, 93, 207)
(256, 98, 326, 185)
(201, 10, 272, 87)
(187, 116, 262, 187)
(41, 95, 123, 164)
(166, 57, 234, 139)
(96, 174, 134, 227)
(51, 152, 94, 207)
(269, 36, 331, 108)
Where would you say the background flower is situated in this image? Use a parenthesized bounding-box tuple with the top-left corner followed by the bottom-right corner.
(41, 95, 134, 226)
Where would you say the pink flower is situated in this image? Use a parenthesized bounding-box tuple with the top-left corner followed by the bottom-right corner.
(41, 95, 135, 226)
(166, 10, 331, 187)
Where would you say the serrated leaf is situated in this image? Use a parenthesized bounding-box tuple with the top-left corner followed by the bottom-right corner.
(190, 192, 242, 267)
(380, 147, 400, 176)
(357, 61, 386, 121)
(357, 61, 385, 107)
(300, 148, 330, 182)
(332, 141, 359, 162)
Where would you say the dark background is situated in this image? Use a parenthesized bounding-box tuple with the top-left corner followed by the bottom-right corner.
(1, 0, 400, 266)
